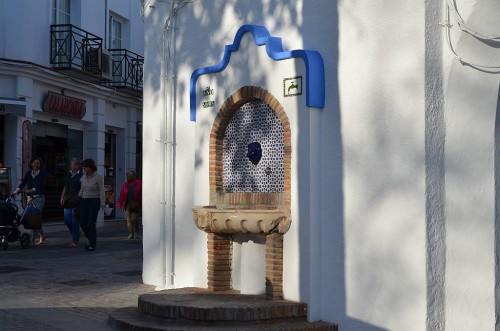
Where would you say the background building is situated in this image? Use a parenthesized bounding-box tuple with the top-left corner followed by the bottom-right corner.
(141, 0, 500, 330)
(0, 0, 144, 220)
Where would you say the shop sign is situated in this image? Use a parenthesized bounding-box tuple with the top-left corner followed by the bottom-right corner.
(42, 91, 86, 119)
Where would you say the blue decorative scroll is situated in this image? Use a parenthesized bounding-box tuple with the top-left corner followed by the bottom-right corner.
(189, 24, 325, 122)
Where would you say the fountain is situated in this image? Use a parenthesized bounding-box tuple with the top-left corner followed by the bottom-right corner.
(109, 86, 337, 331)
(192, 86, 292, 300)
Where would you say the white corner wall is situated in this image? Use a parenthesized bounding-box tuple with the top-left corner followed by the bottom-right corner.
(442, 1, 500, 329)
(142, 1, 500, 330)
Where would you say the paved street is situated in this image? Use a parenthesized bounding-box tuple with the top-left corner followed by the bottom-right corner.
(0, 220, 155, 331)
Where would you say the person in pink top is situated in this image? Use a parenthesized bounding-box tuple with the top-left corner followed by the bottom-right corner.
(117, 170, 142, 239)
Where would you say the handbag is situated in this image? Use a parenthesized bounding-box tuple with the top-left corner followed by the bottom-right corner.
(129, 198, 142, 212)
(23, 207, 42, 229)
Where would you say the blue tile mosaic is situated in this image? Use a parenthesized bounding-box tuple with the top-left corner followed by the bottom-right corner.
(223, 100, 284, 192)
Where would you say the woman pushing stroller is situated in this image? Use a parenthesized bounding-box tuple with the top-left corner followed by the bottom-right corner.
(12, 157, 47, 245)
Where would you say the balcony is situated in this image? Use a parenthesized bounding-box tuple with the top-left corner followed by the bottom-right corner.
(50, 24, 105, 80)
(107, 49, 144, 94)
(50, 25, 143, 93)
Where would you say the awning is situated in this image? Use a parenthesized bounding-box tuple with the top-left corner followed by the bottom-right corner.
(0, 97, 26, 116)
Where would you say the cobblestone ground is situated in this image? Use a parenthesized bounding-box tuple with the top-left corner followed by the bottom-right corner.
(0, 221, 155, 331)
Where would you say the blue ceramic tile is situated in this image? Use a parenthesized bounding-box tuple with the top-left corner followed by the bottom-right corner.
(222, 100, 284, 192)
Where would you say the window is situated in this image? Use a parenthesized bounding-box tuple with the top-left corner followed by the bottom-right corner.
(109, 16, 122, 49)
(52, 0, 70, 25)
(51, 0, 70, 66)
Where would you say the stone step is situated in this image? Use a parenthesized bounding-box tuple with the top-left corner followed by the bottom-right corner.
(108, 288, 338, 331)
(138, 288, 307, 321)
(108, 307, 337, 331)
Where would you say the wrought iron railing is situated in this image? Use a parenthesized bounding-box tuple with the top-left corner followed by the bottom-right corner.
(107, 49, 144, 91)
(50, 25, 143, 91)
(50, 24, 104, 76)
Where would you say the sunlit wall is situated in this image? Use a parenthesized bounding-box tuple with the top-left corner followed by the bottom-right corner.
(141, 0, 500, 330)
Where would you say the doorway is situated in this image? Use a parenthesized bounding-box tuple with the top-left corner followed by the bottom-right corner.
(32, 122, 82, 221)
(104, 131, 116, 218)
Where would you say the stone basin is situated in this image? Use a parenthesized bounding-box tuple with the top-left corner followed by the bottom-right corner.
(192, 206, 291, 234)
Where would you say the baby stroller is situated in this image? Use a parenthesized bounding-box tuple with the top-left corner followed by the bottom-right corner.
(0, 192, 42, 250)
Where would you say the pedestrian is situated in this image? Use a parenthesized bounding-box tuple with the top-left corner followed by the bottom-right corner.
(78, 158, 105, 251)
(117, 169, 142, 239)
(12, 156, 47, 245)
(60, 158, 82, 248)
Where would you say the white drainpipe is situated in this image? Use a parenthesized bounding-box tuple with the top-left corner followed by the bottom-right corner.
(157, 0, 180, 290)
(309, 107, 322, 319)
(154, 0, 193, 291)
(169, 3, 179, 288)
(165, 3, 177, 288)
(156, 15, 169, 291)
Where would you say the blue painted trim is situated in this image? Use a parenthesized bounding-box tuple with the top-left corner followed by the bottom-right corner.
(189, 24, 325, 122)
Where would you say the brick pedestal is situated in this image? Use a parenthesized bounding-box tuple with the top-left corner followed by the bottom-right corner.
(206, 232, 285, 300)
(265, 232, 284, 300)
(207, 233, 232, 291)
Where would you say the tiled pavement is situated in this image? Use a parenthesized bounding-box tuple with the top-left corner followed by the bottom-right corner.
(0, 220, 155, 331)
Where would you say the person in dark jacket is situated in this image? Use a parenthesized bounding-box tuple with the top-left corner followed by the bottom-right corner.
(60, 158, 83, 248)
(12, 156, 47, 244)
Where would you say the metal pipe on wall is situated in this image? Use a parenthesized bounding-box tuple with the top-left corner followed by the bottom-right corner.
(156, 4, 169, 290)
(154, 0, 194, 291)
(168, 1, 179, 287)
(157, 0, 178, 290)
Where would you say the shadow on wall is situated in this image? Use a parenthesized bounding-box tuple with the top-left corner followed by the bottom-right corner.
(302, 0, 425, 330)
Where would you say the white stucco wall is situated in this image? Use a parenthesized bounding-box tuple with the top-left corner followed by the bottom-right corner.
(442, 1, 500, 329)
(142, 1, 500, 330)
(338, 0, 427, 329)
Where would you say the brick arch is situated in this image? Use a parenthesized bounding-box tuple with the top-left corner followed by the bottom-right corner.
(209, 86, 291, 208)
